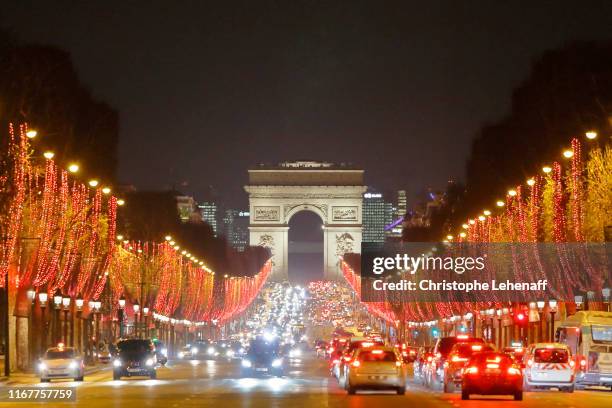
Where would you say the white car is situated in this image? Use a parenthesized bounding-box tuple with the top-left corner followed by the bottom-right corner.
(39, 345, 84, 382)
(524, 343, 575, 392)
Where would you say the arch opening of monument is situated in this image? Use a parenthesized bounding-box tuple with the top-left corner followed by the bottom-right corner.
(244, 161, 366, 281)
(287, 209, 324, 283)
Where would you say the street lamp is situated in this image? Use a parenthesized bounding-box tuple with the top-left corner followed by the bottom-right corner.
(574, 295, 584, 311)
(133, 302, 140, 338)
(536, 300, 545, 342)
(75, 294, 84, 352)
(53, 290, 62, 343)
(496, 309, 503, 349)
(38, 292, 48, 355)
(143, 307, 150, 338)
(62, 294, 71, 345)
(118, 295, 126, 339)
(548, 299, 558, 342)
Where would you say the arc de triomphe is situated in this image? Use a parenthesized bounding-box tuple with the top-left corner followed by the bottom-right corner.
(245, 161, 366, 281)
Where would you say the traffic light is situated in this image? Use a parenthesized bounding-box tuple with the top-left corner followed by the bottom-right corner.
(514, 311, 528, 327)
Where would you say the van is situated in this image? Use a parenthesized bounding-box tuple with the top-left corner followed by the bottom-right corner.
(556, 311, 612, 389)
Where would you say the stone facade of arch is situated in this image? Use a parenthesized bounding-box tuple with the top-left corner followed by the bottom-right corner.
(244, 163, 365, 281)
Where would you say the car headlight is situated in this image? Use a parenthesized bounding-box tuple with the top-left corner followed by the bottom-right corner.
(178, 352, 184, 359)
(290, 349, 301, 357)
(69, 361, 78, 369)
(241, 359, 252, 368)
(113, 359, 122, 367)
(207, 347, 215, 355)
(239, 348, 245, 353)
(191, 347, 198, 354)
(226, 350, 234, 357)
(161, 348, 168, 357)
(38, 362, 47, 371)
(272, 358, 283, 368)
(145, 358, 154, 366)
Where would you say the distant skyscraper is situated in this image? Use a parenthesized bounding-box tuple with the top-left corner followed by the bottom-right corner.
(387, 190, 407, 238)
(198, 202, 219, 236)
(222, 209, 250, 251)
(362, 190, 387, 244)
(396, 190, 407, 217)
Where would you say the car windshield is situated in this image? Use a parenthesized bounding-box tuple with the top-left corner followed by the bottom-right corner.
(45, 349, 75, 359)
(358, 350, 397, 362)
(534, 348, 569, 363)
(117, 340, 152, 353)
(249, 340, 279, 355)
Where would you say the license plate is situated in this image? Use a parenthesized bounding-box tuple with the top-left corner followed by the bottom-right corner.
(255, 368, 268, 372)
(369, 376, 387, 380)
(49, 369, 65, 374)
(485, 369, 500, 374)
(601, 377, 612, 381)
(127, 368, 143, 373)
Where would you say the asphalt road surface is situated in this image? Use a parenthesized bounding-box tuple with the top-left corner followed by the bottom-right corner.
(0, 354, 610, 407)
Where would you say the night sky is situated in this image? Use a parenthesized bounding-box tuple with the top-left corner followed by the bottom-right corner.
(2, 1, 612, 209)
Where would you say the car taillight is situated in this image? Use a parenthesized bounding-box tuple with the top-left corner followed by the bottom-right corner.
(352, 360, 361, 368)
(580, 358, 587, 369)
(508, 367, 521, 375)
(329, 347, 334, 353)
(427, 356, 433, 362)
(465, 366, 478, 374)
(527, 359, 533, 367)
(486, 363, 499, 369)
(569, 360, 575, 368)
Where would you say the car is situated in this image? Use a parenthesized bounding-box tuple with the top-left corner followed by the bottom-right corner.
(152, 339, 168, 365)
(187, 341, 219, 359)
(112, 339, 157, 380)
(218, 340, 244, 359)
(345, 346, 406, 395)
(523, 343, 576, 392)
(427, 335, 485, 390)
(338, 338, 384, 386)
(461, 351, 523, 400)
(39, 344, 84, 382)
(503, 344, 526, 367)
(443, 342, 495, 392)
(241, 337, 284, 377)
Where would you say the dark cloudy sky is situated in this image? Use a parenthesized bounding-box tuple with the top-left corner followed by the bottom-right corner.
(3, 1, 612, 208)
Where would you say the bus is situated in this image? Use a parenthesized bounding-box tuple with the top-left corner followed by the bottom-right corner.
(556, 311, 612, 390)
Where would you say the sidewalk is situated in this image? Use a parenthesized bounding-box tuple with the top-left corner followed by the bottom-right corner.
(0, 363, 108, 385)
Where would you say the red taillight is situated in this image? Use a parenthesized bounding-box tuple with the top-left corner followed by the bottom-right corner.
(352, 360, 361, 368)
(465, 366, 478, 375)
(527, 359, 533, 367)
(580, 358, 587, 369)
(329, 347, 334, 353)
(486, 363, 499, 369)
(569, 360, 575, 368)
(371, 349, 384, 355)
(508, 367, 521, 375)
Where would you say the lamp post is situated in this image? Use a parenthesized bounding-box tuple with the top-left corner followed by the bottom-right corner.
(26, 288, 36, 367)
(143, 307, 149, 338)
(87, 301, 94, 362)
(118, 295, 126, 339)
(38, 292, 48, 356)
(496, 309, 503, 349)
(75, 294, 83, 352)
(528, 302, 536, 343)
(548, 299, 558, 342)
(536, 300, 545, 342)
(93, 300, 101, 363)
(61, 294, 71, 345)
(603, 287, 611, 312)
(133, 302, 140, 338)
(53, 290, 62, 343)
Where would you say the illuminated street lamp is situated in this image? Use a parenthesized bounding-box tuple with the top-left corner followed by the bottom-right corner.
(26, 130, 37, 138)
(38, 291, 49, 355)
(118, 295, 126, 338)
(585, 131, 597, 140)
(603, 286, 611, 312)
(548, 299, 558, 342)
(574, 295, 584, 310)
(67, 163, 79, 173)
(43, 151, 55, 159)
(143, 307, 150, 337)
